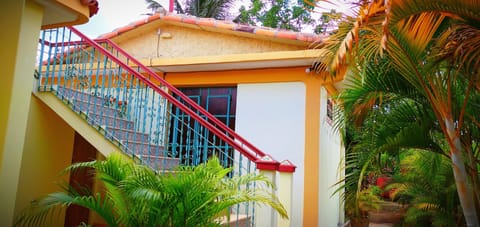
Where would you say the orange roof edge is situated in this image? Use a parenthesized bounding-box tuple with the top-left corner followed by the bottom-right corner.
(96, 13, 324, 44)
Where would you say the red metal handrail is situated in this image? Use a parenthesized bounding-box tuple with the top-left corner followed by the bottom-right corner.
(65, 26, 279, 168)
(96, 38, 268, 157)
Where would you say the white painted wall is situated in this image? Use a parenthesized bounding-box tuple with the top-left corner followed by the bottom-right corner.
(235, 82, 305, 227)
(318, 87, 344, 227)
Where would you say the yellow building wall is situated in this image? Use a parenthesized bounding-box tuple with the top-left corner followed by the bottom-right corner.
(14, 95, 76, 226)
(0, 0, 95, 226)
(0, 1, 44, 225)
(116, 24, 305, 60)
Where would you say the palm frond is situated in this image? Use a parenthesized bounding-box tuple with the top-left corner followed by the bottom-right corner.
(389, 0, 480, 26)
(16, 154, 288, 226)
(14, 192, 117, 227)
(185, 0, 235, 20)
(435, 24, 480, 77)
(394, 12, 445, 55)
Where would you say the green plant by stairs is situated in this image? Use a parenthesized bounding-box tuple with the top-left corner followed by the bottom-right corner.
(14, 153, 288, 226)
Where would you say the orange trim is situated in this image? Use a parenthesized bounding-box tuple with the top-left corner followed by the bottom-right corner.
(276, 31, 298, 40)
(216, 21, 235, 30)
(147, 13, 161, 21)
(301, 76, 324, 227)
(183, 17, 197, 25)
(254, 29, 276, 37)
(197, 18, 216, 27)
(165, 67, 310, 86)
(162, 14, 182, 22)
(115, 25, 135, 34)
(131, 19, 147, 27)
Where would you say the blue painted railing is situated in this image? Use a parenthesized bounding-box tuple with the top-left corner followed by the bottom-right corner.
(35, 26, 287, 225)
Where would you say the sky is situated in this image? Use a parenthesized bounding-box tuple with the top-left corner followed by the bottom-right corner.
(76, 0, 152, 38)
(75, 0, 352, 38)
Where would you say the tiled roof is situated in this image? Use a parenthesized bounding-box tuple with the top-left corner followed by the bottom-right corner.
(97, 13, 323, 43)
(80, 0, 99, 17)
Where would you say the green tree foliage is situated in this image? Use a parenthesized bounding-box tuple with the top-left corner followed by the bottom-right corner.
(314, 9, 343, 34)
(317, 0, 480, 225)
(145, 0, 164, 12)
(235, 0, 316, 32)
(389, 151, 463, 226)
(14, 153, 287, 227)
(145, 0, 234, 19)
(335, 59, 443, 218)
(184, 0, 235, 19)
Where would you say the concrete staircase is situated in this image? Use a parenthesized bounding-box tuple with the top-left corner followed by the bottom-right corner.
(56, 86, 180, 170)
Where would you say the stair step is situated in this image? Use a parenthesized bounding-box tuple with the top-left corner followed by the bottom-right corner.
(72, 99, 124, 117)
(87, 113, 134, 130)
(57, 87, 178, 172)
(106, 127, 149, 142)
(58, 87, 126, 108)
(137, 155, 180, 170)
(123, 140, 167, 156)
(58, 87, 104, 103)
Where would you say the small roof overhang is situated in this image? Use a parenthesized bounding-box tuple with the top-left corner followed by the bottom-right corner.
(35, 0, 97, 29)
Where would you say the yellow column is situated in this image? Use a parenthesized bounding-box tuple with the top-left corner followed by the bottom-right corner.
(302, 77, 323, 226)
(0, 0, 43, 225)
(277, 160, 296, 227)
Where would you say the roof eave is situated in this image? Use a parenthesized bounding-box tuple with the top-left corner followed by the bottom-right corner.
(98, 13, 324, 47)
(139, 49, 322, 72)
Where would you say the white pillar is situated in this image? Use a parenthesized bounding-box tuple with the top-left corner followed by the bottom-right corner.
(277, 160, 296, 227)
(255, 155, 279, 227)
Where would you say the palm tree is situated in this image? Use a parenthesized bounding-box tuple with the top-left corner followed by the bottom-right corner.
(145, 0, 234, 20)
(185, 0, 234, 19)
(336, 59, 445, 219)
(145, 0, 164, 12)
(14, 153, 287, 226)
(145, 0, 186, 14)
(313, 0, 480, 225)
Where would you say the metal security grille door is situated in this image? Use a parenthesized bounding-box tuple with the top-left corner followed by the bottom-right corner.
(168, 87, 237, 167)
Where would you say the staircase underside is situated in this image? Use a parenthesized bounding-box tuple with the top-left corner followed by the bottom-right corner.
(33, 91, 122, 158)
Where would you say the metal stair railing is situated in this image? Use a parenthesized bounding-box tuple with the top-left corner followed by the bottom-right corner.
(90, 33, 268, 161)
(37, 26, 268, 164)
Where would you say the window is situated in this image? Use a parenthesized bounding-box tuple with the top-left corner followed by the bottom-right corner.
(326, 98, 333, 125)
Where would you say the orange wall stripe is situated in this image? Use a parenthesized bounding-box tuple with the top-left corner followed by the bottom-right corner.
(165, 67, 310, 86)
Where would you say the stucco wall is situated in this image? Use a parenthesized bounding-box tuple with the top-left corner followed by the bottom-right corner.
(0, 1, 44, 225)
(318, 87, 344, 226)
(15, 95, 75, 226)
(235, 82, 306, 227)
(116, 24, 305, 60)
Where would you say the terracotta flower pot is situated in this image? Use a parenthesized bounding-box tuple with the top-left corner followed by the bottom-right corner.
(368, 210, 405, 224)
(367, 201, 407, 224)
(349, 217, 369, 227)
